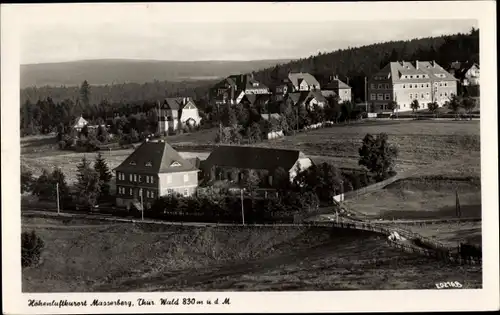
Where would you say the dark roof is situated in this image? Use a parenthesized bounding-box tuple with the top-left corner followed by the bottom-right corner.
(204, 145, 307, 172)
(288, 72, 321, 88)
(288, 92, 310, 106)
(324, 78, 351, 90)
(114, 140, 198, 174)
(309, 90, 327, 103)
(163, 97, 195, 110)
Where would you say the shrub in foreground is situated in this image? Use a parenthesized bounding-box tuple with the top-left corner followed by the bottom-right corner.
(22, 231, 45, 268)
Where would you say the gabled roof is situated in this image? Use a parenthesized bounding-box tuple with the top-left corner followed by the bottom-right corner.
(288, 91, 310, 106)
(72, 116, 88, 127)
(204, 145, 307, 172)
(114, 140, 198, 174)
(374, 61, 457, 84)
(288, 72, 321, 88)
(309, 90, 327, 103)
(324, 78, 351, 90)
(162, 97, 196, 110)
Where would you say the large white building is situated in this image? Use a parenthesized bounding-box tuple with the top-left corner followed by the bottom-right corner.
(368, 61, 458, 112)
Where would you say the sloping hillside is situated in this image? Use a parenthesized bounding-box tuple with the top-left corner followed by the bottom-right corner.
(20, 59, 291, 88)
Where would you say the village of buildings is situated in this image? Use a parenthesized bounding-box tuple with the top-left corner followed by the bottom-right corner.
(63, 60, 480, 212)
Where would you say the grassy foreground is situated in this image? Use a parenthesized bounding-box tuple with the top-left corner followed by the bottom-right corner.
(22, 216, 482, 292)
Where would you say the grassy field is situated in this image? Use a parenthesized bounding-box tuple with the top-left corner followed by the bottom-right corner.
(345, 176, 481, 220)
(395, 221, 482, 247)
(22, 216, 482, 292)
(258, 120, 480, 175)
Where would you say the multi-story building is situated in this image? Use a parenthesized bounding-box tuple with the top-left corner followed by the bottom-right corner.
(322, 75, 352, 103)
(276, 72, 321, 95)
(210, 73, 271, 106)
(114, 139, 199, 210)
(368, 61, 458, 111)
(158, 97, 202, 134)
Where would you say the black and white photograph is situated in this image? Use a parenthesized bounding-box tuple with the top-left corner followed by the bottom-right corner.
(2, 1, 498, 313)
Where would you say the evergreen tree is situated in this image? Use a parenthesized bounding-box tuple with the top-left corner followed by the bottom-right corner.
(76, 156, 102, 209)
(94, 152, 112, 200)
(80, 80, 91, 107)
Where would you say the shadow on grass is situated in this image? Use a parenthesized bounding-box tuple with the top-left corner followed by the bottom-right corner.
(378, 204, 482, 220)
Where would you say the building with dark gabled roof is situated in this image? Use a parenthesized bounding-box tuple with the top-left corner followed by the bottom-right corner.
(158, 97, 201, 134)
(202, 145, 313, 185)
(323, 75, 352, 103)
(210, 73, 271, 106)
(114, 139, 199, 210)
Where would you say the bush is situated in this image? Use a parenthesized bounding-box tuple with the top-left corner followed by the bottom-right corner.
(22, 231, 45, 268)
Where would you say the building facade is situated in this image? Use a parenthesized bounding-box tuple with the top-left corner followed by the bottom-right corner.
(323, 76, 352, 103)
(210, 73, 271, 106)
(202, 145, 313, 185)
(114, 140, 199, 210)
(158, 97, 202, 134)
(368, 61, 458, 112)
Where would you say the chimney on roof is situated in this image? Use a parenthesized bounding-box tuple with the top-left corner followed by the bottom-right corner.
(416, 60, 419, 70)
(432, 60, 436, 67)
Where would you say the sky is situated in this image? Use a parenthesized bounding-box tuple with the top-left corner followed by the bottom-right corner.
(14, 3, 478, 64)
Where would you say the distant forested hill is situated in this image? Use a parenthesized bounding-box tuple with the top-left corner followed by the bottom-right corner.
(20, 59, 291, 88)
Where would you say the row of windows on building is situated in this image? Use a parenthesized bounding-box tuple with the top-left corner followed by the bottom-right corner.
(117, 172, 156, 184)
(371, 91, 454, 101)
(116, 172, 190, 184)
(117, 186, 156, 198)
(371, 82, 451, 90)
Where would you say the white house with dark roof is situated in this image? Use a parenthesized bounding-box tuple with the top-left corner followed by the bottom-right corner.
(158, 97, 202, 134)
(72, 116, 88, 132)
(323, 76, 352, 102)
(114, 139, 199, 210)
(368, 60, 458, 111)
(285, 72, 321, 92)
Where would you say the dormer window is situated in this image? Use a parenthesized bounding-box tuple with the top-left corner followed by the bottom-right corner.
(170, 161, 182, 167)
(145, 162, 152, 167)
(129, 161, 136, 166)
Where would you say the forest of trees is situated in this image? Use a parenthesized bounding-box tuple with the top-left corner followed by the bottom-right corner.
(20, 28, 479, 137)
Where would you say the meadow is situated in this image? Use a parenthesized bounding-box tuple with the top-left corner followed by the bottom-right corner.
(22, 216, 482, 292)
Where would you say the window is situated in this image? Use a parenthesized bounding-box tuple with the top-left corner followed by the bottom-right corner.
(384, 84, 389, 89)
(410, 75, 413, 79)
(377, 94, 384, 101)
(146, 190, 150, 198)
(170, 161, 182, 167)
(129, 188, 133, 196)
(444, 82, 448, 87)
(444, 92, 448, 97)
(138, 175, 142, 182)
(439, 82, 443, 87)
(167, 189, 174, 195)
(129, 161, 136, 165)
(184, 174, 189, 183)
(129, 174, 133, 181)
(402, 84, 406, 89)
(167, 175, 172, 184)
(145, 162, 152, 167)
(421, 84, 424, 88)
(426, 83, 430, 88)
(370, 94, 376, 101)
(133, 174, 137, 182)
(440, 93, 443, 97)
(151, 191, 155, 198)
(183, 189, 189, 197)
(384, 94, 390, 100)
(426, 92, 430, 98)
(409, 93, 413, 99)
(150, 176, 154, 184)
(421, 94, 424, 99)
(409, 84, 413, 88)
(370, 84, 376, 89)
(146, 176, 149, 183)
(415, 94, 418, 99)
(378, 84, 383, 89)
